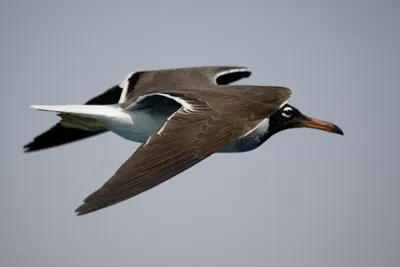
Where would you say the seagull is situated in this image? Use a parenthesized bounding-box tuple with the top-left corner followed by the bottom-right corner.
(25, 66, 343, 215)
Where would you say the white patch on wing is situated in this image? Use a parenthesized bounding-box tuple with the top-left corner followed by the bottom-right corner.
(156, 93, 194, 112)
(129, 93, 194, 111)
(118, 72, 136, 103)
(135, 94, 152, 104)
(125, 92, 194, 112)
(214, 67, 251, 84)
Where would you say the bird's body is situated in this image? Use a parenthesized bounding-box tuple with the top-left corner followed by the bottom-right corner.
(32, 100, 271, 153)
(25, 66, 343, 215)
(32, 103, 172, 146)
(28, 66, 274, 153)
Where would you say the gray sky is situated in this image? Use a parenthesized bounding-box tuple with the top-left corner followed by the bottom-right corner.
(1, 0, 399, 266)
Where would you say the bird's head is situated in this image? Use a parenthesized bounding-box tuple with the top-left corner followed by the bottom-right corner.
(267, 104, 344, 137)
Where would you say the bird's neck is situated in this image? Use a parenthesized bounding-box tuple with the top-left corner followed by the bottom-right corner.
(232, 119, 272, 152)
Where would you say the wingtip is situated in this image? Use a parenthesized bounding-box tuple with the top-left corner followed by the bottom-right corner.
(74, 203, 91, 216)
(23, 142, 35, 153)
(74, 207, 85, 216)
(22, 141, 48, 153)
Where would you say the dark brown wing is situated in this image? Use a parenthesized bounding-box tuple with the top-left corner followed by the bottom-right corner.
(121, 66, 251, 109)
(75, 86, 291, 215)
(24, 85, 121, 152)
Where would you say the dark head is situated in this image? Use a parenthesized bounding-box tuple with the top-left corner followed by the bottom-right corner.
(266, 104, 344, 138)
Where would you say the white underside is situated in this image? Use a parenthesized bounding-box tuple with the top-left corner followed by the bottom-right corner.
(30, 104, 168, 144)
(30, 89, 288, 153)
(30, 103, 257, 153)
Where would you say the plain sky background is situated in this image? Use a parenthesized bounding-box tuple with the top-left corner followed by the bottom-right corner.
(1, 0, 399, 266)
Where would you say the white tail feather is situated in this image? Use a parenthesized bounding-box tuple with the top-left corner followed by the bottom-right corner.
(30, 104, 121, 120)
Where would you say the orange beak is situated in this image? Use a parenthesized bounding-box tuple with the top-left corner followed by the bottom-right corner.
(298, 116, 344, 135)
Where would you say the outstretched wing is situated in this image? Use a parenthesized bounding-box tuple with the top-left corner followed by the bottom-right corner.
(24, 85, 121, 152)
(120, 66, 251, 109)
(75, 86, 291, 215)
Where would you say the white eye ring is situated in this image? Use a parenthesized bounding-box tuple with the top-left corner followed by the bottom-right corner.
(282, 107, 293, 118)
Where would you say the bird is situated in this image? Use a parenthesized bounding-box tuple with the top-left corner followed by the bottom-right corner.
(25, 66, 343, 215)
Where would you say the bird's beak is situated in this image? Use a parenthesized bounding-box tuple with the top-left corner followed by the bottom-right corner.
(297, 115, 344, 135)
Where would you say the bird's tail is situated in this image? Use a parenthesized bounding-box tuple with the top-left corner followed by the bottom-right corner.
(30, 104, 119, 131)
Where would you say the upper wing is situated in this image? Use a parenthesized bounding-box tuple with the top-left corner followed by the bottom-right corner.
(75, 86, 291, 215)
(24, 85, 122, 152)
(119, 66, 251, 108)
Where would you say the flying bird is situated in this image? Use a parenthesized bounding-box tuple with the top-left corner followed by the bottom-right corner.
(25, 66, 343, 215)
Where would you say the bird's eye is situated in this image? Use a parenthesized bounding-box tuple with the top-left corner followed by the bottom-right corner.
(282, 107, 293, 118)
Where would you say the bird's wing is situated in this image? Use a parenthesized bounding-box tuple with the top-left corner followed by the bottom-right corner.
(119, 66, 251, 109)
(75, 85, 291, 215)
(24, 85, 121, 152)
